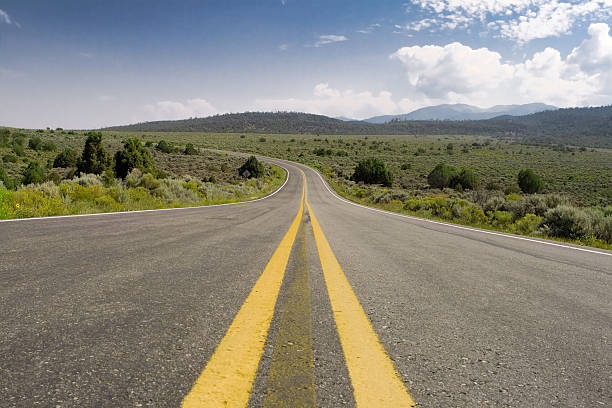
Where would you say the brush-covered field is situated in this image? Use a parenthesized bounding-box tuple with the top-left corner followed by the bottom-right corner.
(0, 128, 285, 219)
(106, 130, 611, 249)
(1, 128, 610, 248)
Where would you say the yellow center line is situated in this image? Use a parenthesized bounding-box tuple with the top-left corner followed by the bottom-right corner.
(303, 170, 416, 407)
(182, 174, 305, 408)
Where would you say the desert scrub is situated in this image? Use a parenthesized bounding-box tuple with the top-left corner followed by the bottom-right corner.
(0, 163, 285, 220)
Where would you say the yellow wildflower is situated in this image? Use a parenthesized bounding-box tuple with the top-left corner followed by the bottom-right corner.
(15, 203, 20, 209)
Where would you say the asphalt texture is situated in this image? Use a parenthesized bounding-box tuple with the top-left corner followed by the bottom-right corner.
(1, 158, 611, 407)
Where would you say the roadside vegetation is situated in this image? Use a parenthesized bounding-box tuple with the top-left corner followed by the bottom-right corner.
(0, 128, 284, 220)
(2, 127, 610, 249)
(87, 130, 611, 249)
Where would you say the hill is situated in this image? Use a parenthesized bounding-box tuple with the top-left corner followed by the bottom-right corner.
(103, 106, 612, 148)
(364, 103, 556, 123)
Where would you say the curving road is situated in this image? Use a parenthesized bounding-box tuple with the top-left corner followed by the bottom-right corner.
(1, 158, 611, 407)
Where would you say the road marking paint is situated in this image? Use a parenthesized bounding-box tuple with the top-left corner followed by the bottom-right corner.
(181, 174, 304, 408)
(0, 164, 289, 223)
(305, 195, 416, 407)
(303, 165, 612, 258)
(263, 218, 316, 408)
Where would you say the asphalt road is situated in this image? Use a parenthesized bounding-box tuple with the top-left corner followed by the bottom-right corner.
(1, 158, 611, 407)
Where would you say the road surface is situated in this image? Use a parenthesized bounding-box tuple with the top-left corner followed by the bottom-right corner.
(1, 158, 611, 407)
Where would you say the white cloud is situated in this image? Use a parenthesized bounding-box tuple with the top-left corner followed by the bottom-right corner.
(407, 0, 612, 42)
(0, 9, 12, 24)
(79, 52, 94, 58)
(143, 98, 218, 121)
(256, 83, 400, 119)
(357, 23, 382, 34)
(279, 43, 289, 51)
(313, 34, 347, 47)
(390, 23, 612, 107)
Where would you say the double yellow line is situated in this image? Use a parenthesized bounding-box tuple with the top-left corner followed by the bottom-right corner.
(182, 169, 415, 407)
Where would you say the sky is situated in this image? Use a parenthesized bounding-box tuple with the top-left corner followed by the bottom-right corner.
(1, 0, 612, 128)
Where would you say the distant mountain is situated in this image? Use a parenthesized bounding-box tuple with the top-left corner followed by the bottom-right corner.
(364, 103, 557, 123)
(103, 106, 612, 148)
(334, 116, 359, 122)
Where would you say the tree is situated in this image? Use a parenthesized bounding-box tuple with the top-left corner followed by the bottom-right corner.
(518, 169, 544, 194)
(352, 157, 393, 187)
(114, 138, 156, 179)
(427, 163, 457, 189)
(238, 156, 264, 178)
(77, 132, 112, 175)
(22, 161, 45, 185)
(53, 149, 78, 168)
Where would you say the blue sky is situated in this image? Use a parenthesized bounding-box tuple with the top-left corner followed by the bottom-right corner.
(1, 0, 612, 128)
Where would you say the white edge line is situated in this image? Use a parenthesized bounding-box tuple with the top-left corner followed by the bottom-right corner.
(293, 162, 611, 258)
(0, 164, 290, 223)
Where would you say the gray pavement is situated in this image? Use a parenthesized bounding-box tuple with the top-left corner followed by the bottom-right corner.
(1, 158, 611, 407)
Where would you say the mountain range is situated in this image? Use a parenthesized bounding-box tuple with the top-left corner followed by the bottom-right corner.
(103, 105, 612, 148)
(363, 103, 557, 123)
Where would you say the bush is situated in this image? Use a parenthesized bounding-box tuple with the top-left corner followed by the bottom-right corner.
(0, 167, 15, 190)
(453, 168, 479, 190)
(184, 143, 198, 155)
(3, 154, 17, 163)
(28, 136, 43, 151)
(77, 132, 112, 175)
(541, 205, 592, 239)
(42, 140, 57, 151)
(53, 149, 78, 168)
(401, 162, 411, 170)
(114, 138, 156, 179)
(427, 163, 457, 189)
(156, 140, 173, 153)
(22, 161, 45, 185)
(238, 156, 264, 178)
(518, 169, 544, 194)
(13, 144, 25, 157)
(352, 158, 393, 187)
(513, 214, 543, 234)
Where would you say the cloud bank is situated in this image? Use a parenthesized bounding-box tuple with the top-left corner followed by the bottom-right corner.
(256, 23, 612, 119)
(143, 99, 218, 121)
(407, 0, 612, 42)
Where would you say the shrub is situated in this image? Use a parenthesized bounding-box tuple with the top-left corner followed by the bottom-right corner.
(541, 205, 592, 239)
(0, 129, 9, 147)
(259, 137, 267, 142)
(453, 168, 479, 190)
(238, 156, 264, 178)
(518, 169, 544, 194)
(0, 167, 15, 190)
(400, 162, 411, 170)
(42, 140, 57, 151)
(427, 163, 457, 189)
(184, 143, 198, 155)
(22, 161, 45, 185)
(3, 154, 17, 163)
(77, 132, 112, 175)
(53, 149, 78, 168)
(28, 136, 43, 151)
(114, 138, 156, 179)
(352, 158, 393, 187)
(13, 144, 25, 157)
(513, 214, 543, 234)
(156, 140, 173, 153)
